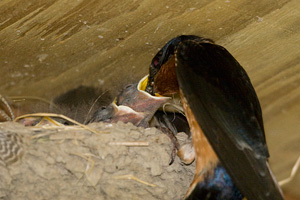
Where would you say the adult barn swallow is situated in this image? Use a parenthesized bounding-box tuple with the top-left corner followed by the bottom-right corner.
(145, 35, 284, 200)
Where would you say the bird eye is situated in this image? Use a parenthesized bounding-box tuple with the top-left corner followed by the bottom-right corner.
(153, 58, 159, 67)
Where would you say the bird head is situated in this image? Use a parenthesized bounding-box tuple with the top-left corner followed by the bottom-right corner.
(117, 76, 170, 113)
(145, 35, 213, 96)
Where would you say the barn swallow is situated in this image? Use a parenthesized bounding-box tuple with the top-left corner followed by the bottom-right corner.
(88, 76, 170, 128)
(88, 77, 193, 164)
(145, 35, 284, 200)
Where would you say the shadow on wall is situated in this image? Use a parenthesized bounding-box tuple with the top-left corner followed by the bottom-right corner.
(0, 86, 113, 124)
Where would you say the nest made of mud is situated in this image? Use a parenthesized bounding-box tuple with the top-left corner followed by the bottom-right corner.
(0, 121, 194, 200)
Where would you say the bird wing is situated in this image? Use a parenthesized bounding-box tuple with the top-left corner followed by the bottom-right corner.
(175, 40, 283, 200)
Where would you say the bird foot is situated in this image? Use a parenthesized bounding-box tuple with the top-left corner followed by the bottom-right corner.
(157, 126, 195, 165)
(156, 126, 180, 165)
(176, 132, 195, 165)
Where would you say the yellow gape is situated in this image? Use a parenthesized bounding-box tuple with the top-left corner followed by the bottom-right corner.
(138, 75, 164, 97)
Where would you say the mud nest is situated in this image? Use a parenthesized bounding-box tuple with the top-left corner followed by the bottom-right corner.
(0, 121, 194, 200)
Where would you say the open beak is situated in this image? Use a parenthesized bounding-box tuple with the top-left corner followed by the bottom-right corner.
(139, 75, 184, 114)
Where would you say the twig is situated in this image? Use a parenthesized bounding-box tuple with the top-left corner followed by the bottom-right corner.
(70, 153, 96, 187)
(0, 94, 14, 120)
(14, 113, 107, 135)
(162, 102, 185, 116)
(31, 132, 55, 139)
(108, 141, 149, 147)
(8, 95, 60, 110)
(71, 153, 96, 176)
(35, 116, 63, 126)
(279, 156, 300, 186)
(114, 174, 157, 187)
(0, 110, 11, 121)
